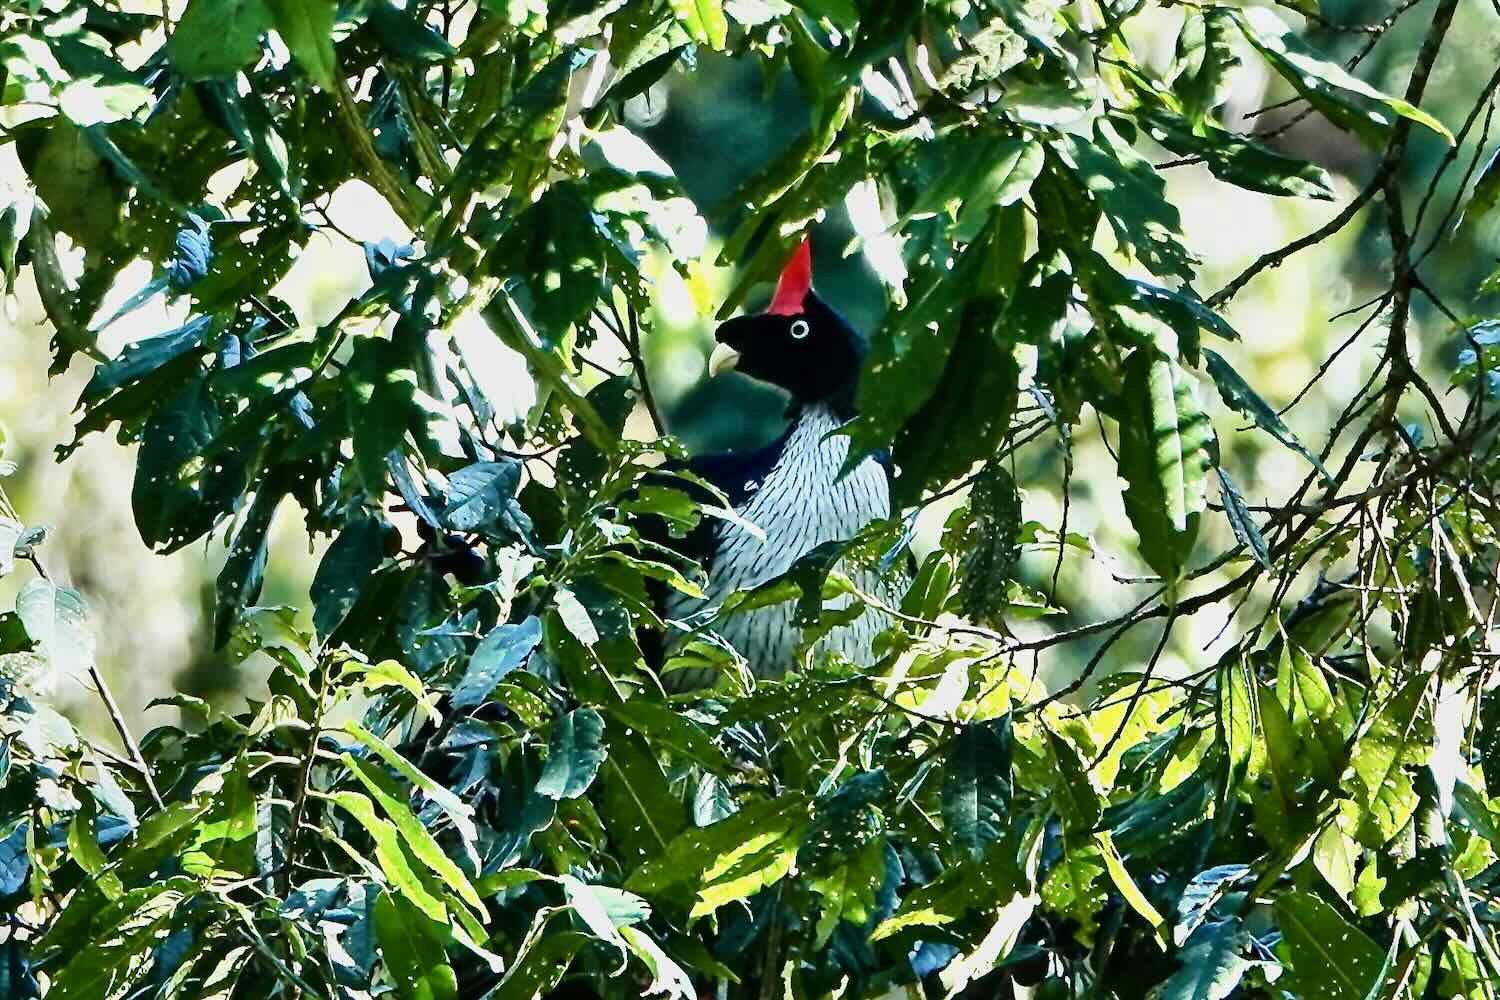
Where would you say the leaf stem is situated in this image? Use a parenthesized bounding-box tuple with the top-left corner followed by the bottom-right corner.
(284, 651, 334, 896)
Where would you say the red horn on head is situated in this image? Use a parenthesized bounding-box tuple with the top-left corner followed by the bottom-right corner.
(765, 239, 812, 316)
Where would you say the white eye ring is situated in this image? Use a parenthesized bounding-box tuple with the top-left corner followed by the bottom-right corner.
(789, 319, 810, 340)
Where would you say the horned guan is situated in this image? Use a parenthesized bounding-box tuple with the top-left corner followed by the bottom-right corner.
(660, 240, 894, 690)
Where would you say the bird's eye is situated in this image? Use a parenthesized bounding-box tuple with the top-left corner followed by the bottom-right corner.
(789, 319, 810, 340)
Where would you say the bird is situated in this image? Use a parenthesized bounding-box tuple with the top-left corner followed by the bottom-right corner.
(658, 239, 895, 690)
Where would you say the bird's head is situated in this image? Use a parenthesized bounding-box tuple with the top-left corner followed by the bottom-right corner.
(708, 240, 866, 413)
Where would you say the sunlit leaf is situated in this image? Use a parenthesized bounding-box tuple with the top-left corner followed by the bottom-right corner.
(1116, 348, 1212, 581)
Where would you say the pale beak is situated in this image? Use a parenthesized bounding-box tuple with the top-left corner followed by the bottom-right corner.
(708, 342, 742, 378)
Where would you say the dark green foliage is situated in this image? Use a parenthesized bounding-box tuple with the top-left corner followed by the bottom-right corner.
(3, 1, 1499, 999)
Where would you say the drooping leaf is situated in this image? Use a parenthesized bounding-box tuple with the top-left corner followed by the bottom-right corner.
(626, 795, 810, 908)
(82, 316, 213, 404)
(1457, 147, 1500, 235)
(344, 756, 484, 911)
(1234, 7, 1454, 149)
(1116, 348, 1212, 581)
(668, 0, 728, 49)
(1170, 10, 1238, 130)
(1060, 119, 1194, 280)
(214, 480, 282, 648)
(941, 716, 1013, 859)
(1175, 865, 1250, 946)
(1204, 350, 1330, 481)
(1216, 467, 1271, 570)
(374, 891, 459, 1000)
(343, 722, 480, 866)
(1145, 110, 1336, 201)
(442, 460, 525, 534)
(1040, 842, 1108, 943)
(311, 516, 391, 639)
(947, 463, 1023, 626)
(265, 0, 337, 89)
(132, 379, 248, 552)
(16, 578, 94, 678)
(331, 791, 449, 922)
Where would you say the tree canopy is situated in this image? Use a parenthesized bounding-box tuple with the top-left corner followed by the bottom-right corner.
(2, 0, 1500, 998)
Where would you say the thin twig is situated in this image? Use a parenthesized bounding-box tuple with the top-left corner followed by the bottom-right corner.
(26, 554, 163, 809)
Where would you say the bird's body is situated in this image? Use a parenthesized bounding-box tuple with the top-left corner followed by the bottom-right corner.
(657, 240, 896, 690)
(664, 403, 892, 686)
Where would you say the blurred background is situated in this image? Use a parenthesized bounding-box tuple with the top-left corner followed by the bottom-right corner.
(3, 0, 1498, 742)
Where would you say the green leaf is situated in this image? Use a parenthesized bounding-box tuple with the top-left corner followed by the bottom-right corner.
(536, 708, 607, 800)
(621, 927, 696, 1000)
(311, 516, 390, 639)
(265, 0, 337, 89)
(443, 460, 524, 533)
(1084, 261, 1238, 364)
(1438, 937, 1488, 999)
(553, 587, 600, 647)
(946, 463, 1023, 625)
(669, 0, 728, 49)
(344, 755, 484, 912)
(852, 208, 1023, 473)
(1218, 657, 1254, 809)
(43, 880, 195, 1000)
(82, 317, 213, 404)
(1159, 918, 1251, 1000)
(599, 729, 688, 868)
(626, 795, 810, 907)
(1274, 891, 1386, 1000)
(132, 380, 249, 553)
(168, 0, 273, 80)
(182, 757, 256, 878)
(345, 342, 419, 495)
(1061, 119, 1194, 280)
(890, 291, 1023, 505)
(1277, 641, 1352, 787)
(714, 87, 858, 316)
(214, 481, 281, 648)
(1234, 8, 1454, 149)
(906, 136, 1043, 235)
(1457, 146, 1500, 235)
(488, 924, 590, 1000)
(808, 839, 887, 946)
(1144, 110, 1336, 201)
(1096, 832, 1167, 946)
(374, 891, 459, 1000)
(369, 0, 457, 62)
(16, 578, 94, 679)
(1343, 675, 1431, 847)
(1203, 350, 1330, 481)
(451, 616, 542, 710)
(1313, 823, 1357, 900)
(941, 716, 1013, 859)
(1215, 467, 1270, 570)
(1040, 842, 1107, 943)
(1175, 865, 1250, 946)
(1116, 348, 1212, 581)
(604, 702, 731, 774)
(330, 790, 449, 922)
(1170, 10, 1238, 131)
(343, 722, 480, 864)
(1251, 672, 1309, 847)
